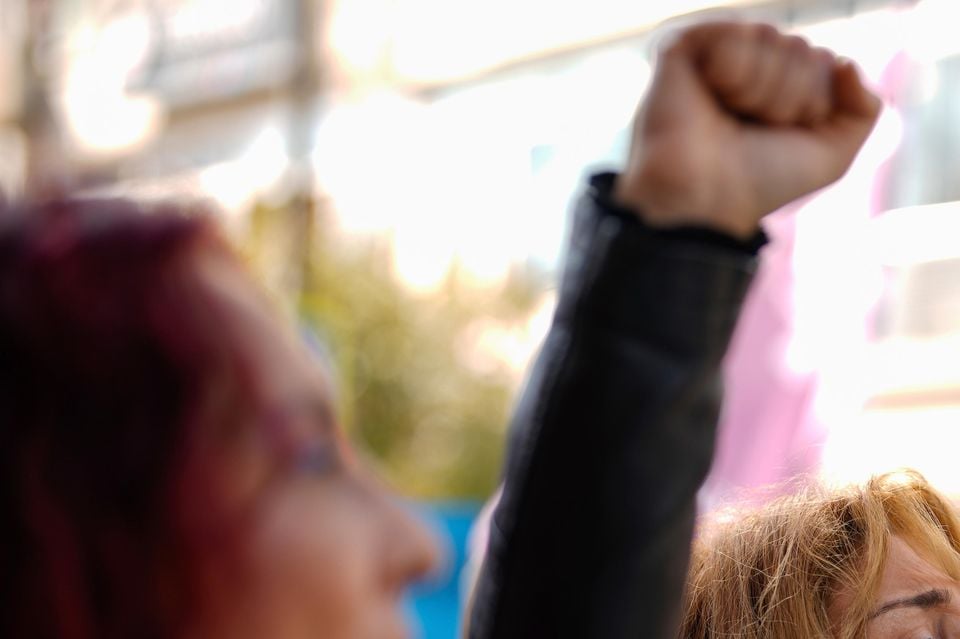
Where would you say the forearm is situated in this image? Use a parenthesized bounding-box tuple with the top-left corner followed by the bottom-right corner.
(468, 173, 761, 638)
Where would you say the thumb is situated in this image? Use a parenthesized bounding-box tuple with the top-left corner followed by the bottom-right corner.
(832, 59, 882, 121)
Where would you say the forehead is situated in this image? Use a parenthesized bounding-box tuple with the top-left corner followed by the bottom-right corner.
(190, 251, 336, 426)
(877, 537, 956, 597)
(862, 537, 960, 637)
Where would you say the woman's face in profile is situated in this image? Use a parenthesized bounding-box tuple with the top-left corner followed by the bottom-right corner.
(863, 537, 960, 639)
(184, 253, 439, 639)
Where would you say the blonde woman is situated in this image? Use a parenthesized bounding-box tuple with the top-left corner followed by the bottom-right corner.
(682, 471, 960, 639)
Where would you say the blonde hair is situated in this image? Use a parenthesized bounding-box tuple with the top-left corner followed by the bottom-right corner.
(680, 470, 960, 639)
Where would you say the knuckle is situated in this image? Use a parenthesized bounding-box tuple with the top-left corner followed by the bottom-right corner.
(812, 46, 837, 65)
(657, 40, 684, 63)
(783, 34, 811, 52)
(659, 31, 688, 58)
(750, 22, 778, 41)
(778, 38, 808, 69)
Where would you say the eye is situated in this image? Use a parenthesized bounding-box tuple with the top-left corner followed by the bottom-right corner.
(293, 439, 341, 476)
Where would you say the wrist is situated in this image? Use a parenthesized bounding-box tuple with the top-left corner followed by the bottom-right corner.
(612, 174, 760, 242)
(588, 173, 768, 254)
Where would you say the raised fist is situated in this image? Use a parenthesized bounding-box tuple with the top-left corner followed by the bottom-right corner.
(615, 22, 882, 239)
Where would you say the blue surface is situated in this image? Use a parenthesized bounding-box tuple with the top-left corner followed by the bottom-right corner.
(405, 502, 481, 639)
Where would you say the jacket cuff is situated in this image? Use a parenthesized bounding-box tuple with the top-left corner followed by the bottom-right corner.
(587, 172, 768, 255)
(556, 173, 763, 358)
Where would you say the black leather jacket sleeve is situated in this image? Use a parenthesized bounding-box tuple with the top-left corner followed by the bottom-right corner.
(467, 173, 762, 638)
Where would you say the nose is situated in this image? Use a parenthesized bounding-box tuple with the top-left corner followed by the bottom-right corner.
(381, 497, 443, 591)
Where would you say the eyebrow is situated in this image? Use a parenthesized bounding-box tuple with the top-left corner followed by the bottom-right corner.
(869, 589, 951, 620)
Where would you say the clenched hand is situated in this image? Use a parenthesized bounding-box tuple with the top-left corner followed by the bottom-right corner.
(615, 22, 882, 239)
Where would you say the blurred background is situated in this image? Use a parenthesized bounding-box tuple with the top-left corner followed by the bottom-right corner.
(3, 0, 960, 635)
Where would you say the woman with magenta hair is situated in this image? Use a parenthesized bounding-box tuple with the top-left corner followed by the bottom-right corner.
(0, 21, 887, 639)
(0, 200, 438, 638)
